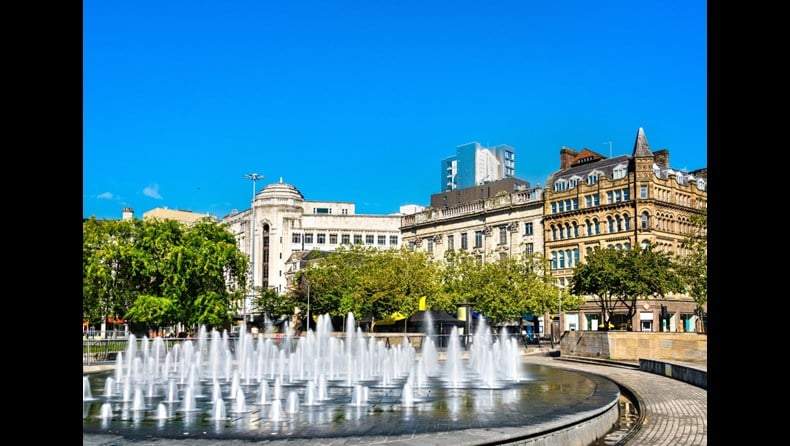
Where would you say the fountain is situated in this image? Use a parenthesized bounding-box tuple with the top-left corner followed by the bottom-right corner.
(83, 312, 621, 444)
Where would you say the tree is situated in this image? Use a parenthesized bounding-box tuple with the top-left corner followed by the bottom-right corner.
(571, 245, 683, 331)
(254, 286, 293, 330)
(676, 209, 707, 332)
(440, 251, 583, 330)
(83, 217, 248, 334)
(289, 245, 443, 331)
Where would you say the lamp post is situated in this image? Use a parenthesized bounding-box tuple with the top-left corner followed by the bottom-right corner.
(306, 278, 310, 333)
(244, 173, 264, 324)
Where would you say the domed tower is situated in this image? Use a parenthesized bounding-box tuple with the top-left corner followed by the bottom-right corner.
(251, 178, 306, 294)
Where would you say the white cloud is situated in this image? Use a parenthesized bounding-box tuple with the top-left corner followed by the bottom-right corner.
(143, 184, 163, 200)
(97, 192, 114, 200)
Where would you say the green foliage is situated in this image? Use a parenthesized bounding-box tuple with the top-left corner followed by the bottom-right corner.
(676, 209, 707, 313)
(83, 217, 248, 332)
(571, 245, 683, 331)
(293, 245, 445, 325)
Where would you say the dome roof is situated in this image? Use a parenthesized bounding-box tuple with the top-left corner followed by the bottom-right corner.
(257, 177, 305, 201)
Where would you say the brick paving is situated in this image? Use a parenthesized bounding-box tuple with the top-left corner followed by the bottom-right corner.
(527, 355, 707, 446)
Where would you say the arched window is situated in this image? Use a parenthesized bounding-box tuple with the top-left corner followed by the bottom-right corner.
(624, 214, 631, 230)
(608, 216, 615, 233)
(573, 222, 579, 238)
(641, 212, 649, 229)
(585, 219, 593, 236)
(594, 219, 600, 235)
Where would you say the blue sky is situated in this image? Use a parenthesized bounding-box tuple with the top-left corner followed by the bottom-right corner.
(83, 0, 707, 220)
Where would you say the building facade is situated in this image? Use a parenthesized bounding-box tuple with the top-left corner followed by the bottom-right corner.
(142, 207, 218, 225)
(542, 127, 707, 333)
(401, 179, 545, 268)
(441, 142, 516, 192)
(220, 178, 404, 319)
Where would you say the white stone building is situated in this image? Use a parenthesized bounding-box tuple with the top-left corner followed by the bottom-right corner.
(221, 178, 408, 318)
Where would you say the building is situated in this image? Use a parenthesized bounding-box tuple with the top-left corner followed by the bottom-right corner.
(142, 207, 218, 225)
(441, 142, 516, 192)
(542, 127, 707, 333)
(220, 178, 404, 319)
(401, 178, 545, 267)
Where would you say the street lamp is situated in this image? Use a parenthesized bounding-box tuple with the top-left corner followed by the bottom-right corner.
(306, 278, 310, 333)
(244, 173, 264, 324)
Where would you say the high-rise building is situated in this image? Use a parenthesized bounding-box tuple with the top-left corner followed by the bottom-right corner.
(441, 142, 516, 192)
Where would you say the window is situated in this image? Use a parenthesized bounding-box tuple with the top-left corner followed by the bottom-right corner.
(389, 235, 398, 246)
(447, 234, 454, 250)
(341, 208, 348, 215)
(524, 243, 533, 255)
(585, 219, 593, 236)
(613, 165, 627, 179)
(608, 216, 615, 233)
(588, 173, 599, 185)
(607, 191, 613, 203)
(313, 207, 331, 214)
(524, 222, 533, 235)
(551, 202, 557, 213)
(329, 233, 338, 244)
(378, 235, 386, 245)
(623, 188, 630, 200)
(474, 230, 484, 248)
(624, 215, 631, 231)
(573, 222, 579, 238)
(341, 234, 351, 244)
(366, 235, 374, 245)
(641, 212, 649, 230)
(551, 226, 557, 240)
(461, 232, 468, 250)
(499, 226, 507, 244)
(317, 233, 326, 244)
(354, 234, 362, 244)
(292, 233, 301, 243)
(304, 233, 314, 244)
(427, 238, 434, 253)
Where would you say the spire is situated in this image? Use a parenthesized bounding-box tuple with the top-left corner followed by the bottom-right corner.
(632, 127, 652, 158)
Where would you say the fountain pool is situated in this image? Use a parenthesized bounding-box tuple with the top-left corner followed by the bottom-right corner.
(83, 313, 619, 444)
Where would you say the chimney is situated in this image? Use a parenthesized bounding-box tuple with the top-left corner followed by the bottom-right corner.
(122, 207, 134, 220)
(560, 146, 578, 170)
(654, 149, 669, 166)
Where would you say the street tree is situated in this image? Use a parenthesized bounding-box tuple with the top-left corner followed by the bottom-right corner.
(571, 245, 682, 331)
(83, 217, 248, 334)
(675, 209, 707, 331)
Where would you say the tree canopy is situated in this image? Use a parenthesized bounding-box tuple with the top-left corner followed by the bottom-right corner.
(83, 217, 249, 332)
(571, 245, 683, 330)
